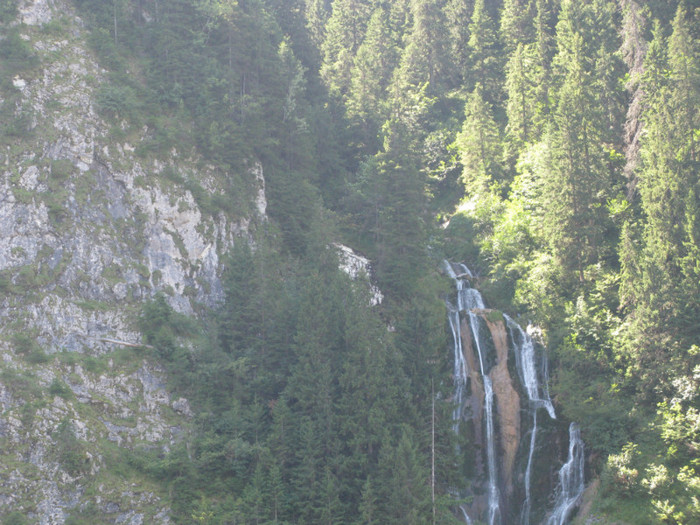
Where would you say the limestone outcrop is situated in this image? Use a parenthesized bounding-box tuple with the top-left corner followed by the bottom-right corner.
(0, 1, 265, 522)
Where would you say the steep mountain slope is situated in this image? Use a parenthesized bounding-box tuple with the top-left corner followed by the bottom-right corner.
(0, 1, 265, 521)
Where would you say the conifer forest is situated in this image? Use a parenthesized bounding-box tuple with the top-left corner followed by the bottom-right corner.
(0, 0, 699, 524)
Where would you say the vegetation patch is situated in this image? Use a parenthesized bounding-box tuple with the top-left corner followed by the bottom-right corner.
(53, 419, 89, 477)
(48, 378, 73, 400)
(0, 368, 43, 402)
(11, 333, 49, 364)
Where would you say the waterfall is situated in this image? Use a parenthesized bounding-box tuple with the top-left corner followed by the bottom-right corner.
(547, 424, 585, 525)
(505, 315, 556, 525)
(505, 315, 556, 420)
(459, 505, 474, 525)
(469, 312, 501, 525)
(521, 410, 537, 525)
(448, 307, 468, 433)
(444, 261, 584, 525)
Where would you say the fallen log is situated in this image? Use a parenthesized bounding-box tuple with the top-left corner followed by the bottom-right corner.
(98, 337, 154, 350)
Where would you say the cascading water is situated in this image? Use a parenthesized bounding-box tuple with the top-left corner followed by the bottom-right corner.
(444, 261, 585, 525)
(505, 315, 556, 525)
(547, 424, 585, 525)
(505, 315, 556, 420)
(469, 312, 501, 525)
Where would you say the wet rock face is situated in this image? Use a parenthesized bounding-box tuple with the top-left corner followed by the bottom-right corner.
(484, 316, 521, 500)
(460, 312, 521, 518)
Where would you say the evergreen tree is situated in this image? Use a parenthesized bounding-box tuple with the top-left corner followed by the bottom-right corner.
(306, 0, 332, 48)
(532, 0, 557, 125)
(468, 0, 502, 101)
(544, 39, 605, 282)
(619, 0, 648, 184)
(357, 476, 378, 525)
(372, 153, 429, 303)
(538, 0, 618, 283)
(377, 428, 432, 524)
(456, 84, 503, 195)
(219, 241, 258, 357)
(320, 0, 373, 98)
(500, 0, 535, 53)
(444, 0, 473, 85)
(395, 0, 451, 95)
(346, 5, 397, 151)
(504, 42, 536, 160)
(622, 4, 700, 376)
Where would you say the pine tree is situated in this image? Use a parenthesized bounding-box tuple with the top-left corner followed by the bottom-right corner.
(377, 428, 432, 525)
(504, 42, 536, 160)
(372, 153, 429, 303)
(347, 5, 397, 151)
(456, 84, 502, 196)
(395, 0, 450, 95)
(631, 5, 700, 327)
(337, 280, 404, 502)
(444, 0, 472, 85)
(320, 0, 373, 98)
(357, 476, 378, 524)
(500, 0, 535, 53)
(468, 0, 502, 101)
(306, 0, 332, 48)
(532, 0, 556, 125)
(619, 0, 648, 184)
(543, 28, 610, 283)
(218, 241, 258, 357)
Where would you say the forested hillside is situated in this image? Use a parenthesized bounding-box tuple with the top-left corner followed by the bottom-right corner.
(1, 0, 699, 523)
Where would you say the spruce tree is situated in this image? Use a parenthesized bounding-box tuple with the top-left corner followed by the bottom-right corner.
(347, 5, 397, 151)
(543, 26, 610, 283)
(444, 0, 473, 85)
(500, 0, 535, 53)
(396, 0, 451, 95)
(456, 84, 502, 195)
(532, 0, 556, 126)
(468, 0, 502, 101)
(320, 0, 373, 98)
(504, 42, 536, 161)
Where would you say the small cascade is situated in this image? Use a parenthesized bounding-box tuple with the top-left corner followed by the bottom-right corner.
(459, 506, 474, 525)
(444, 261, 584, 525)
(469, 312, 501, 525)
(448, 307, 468, 433)
(505, 315, 556, 420)
(505, 315, 556, 525)
(547, 424, 585, 525)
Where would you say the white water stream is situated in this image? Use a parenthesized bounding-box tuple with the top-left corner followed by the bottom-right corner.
(444, 261, 584, 525)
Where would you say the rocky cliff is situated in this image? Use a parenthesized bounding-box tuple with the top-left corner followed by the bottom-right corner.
(0, 1, 266, 522)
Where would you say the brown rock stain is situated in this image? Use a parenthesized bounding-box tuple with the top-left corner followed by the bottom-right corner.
(485, 315, 521, 500)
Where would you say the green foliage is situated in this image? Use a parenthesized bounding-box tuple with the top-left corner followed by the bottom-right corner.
(48, 0, 700, 523)
(139, 294, 195, 360)
(468, 0, 502, 99)
(48, 378, 72, 399)
(50, 159, 74, 180)
(0, 368, 43, 402)
(1, 512, 28, 525)
(64, 503, 99, 525)
(0, 0, 18, 24)
(455, 84, 503, 195)
(0, 27, 39, 76)
(53, 420, 88, 477)
(96, 81, 141, 122)
(11, 333, 49, 364)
